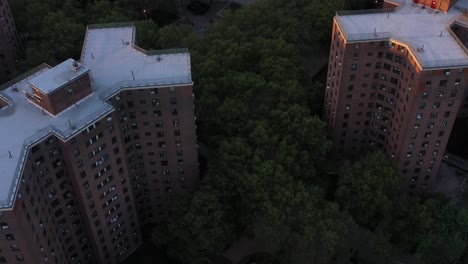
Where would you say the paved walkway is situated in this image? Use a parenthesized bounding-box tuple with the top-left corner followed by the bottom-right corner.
(231, 0, 258, 5)
(178, 2, 231, 27)
(435, 159, 468, 202)
(223, 236, 264, 264)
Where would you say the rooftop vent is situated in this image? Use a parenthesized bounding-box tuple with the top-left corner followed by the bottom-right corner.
(71, 61, 81, 72)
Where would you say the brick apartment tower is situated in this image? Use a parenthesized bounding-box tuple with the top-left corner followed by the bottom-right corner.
(0, 0, 22, 83)
(0, 23, 199, 264)
(324, 0, 468, 195)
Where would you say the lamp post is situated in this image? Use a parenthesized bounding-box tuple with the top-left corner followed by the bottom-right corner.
(178, 0, 183, 14)
(143, 9, 147, 21)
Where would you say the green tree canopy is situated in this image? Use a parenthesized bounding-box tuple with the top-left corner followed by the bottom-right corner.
(336, 152, 400, 228)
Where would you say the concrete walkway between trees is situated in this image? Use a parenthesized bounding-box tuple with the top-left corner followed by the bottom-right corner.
(223, 236, 264, 264)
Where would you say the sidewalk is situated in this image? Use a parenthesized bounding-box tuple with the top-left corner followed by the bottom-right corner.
(178, 1, 231, 27)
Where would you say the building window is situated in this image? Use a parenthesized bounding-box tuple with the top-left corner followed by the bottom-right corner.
(439, 80, 448, 87)
(170, 98, 177, 105)
(416, 113, 422, 120)
(383, 63, 391, 71)
(351, 64, 357, 70)
(419, 103, 425, 109)
(395, 56, 403, 64)
(385, 52, 393, 60)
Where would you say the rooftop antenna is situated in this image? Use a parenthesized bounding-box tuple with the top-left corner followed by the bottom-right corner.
(122, 38, 124, 45)
(387, 12, 390, 18)
(373, 28, 377, 37)
(439, 30, 443, 37)
(131, 70, 135, 80)
(157, 55, 162, 62)
(8, 151, 12, 159)
(42, 109, 46, 115)
(91, 52, 94, 59)
(422, 44, 424, 51)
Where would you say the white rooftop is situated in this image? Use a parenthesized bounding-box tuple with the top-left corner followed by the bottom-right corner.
(0, 24, 192, 209)
(336, 0, 468, 69)
(81, 25, 192, 95)
(28, 59, 89, 95)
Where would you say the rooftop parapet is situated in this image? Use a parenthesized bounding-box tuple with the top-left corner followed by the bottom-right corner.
(335, 0, 468, 69)
(0, 23, 193, 210)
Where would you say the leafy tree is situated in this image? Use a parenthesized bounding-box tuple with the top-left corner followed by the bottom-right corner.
(16, 0, 132, 68)
(135, 20, 160, 50)
(15, 1, 50, 39)
(252, 175, 351, 264)
(336, 152, 400, 228)
(40, 11, 85, 62)
(152, 192, 234, 262)
(157, 24, 196, 49)
(303, 0, 345, 43)
(86, 0, 131, 24)
(388, 196, 468, 263)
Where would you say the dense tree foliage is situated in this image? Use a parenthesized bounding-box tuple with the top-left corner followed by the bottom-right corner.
(13, 0, 468, 263)
(387, 196, 468, 263)
(141, 1, 468, 263)
(16, 0, 131, 68)
(336, 152, 400, 228)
